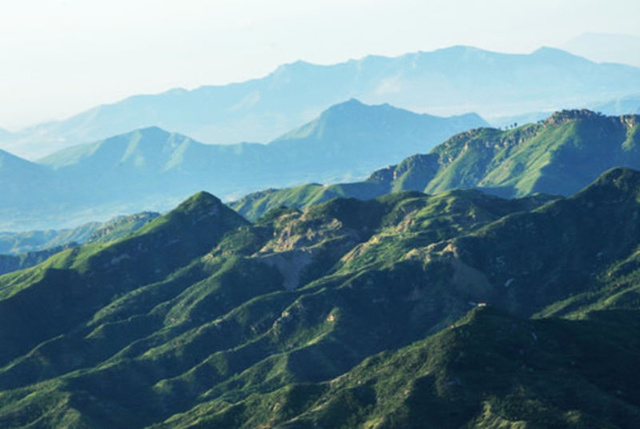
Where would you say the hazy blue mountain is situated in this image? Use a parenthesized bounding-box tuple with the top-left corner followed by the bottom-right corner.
(0, 244, 77, 276)
(0, 148, 65, 228)
(0, 222, 99, 255)
(1, 169, 640, 427)
(263, 99, 487, 181)
(595, 94, 640, 115)
(561, 32, 640, 68)
(232, 110, 640, 220)
(0, 212, 159, 255)
(490, 93, 640, 128)
(84, 212, 160, 244)
(0, 100, 484, 231)
(40, 99, 486, 187)
(4, 46, 640, 158)
(0, 143, 157, 231)
(0, 212, 160, 276)
(0, 148, 51, 192)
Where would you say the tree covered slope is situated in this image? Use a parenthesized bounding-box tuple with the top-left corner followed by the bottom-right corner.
(232, 110, 640, 220)
(0, 168, 640, 427)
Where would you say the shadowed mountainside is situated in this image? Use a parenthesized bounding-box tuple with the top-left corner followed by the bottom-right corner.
(0, 168, 640, 427)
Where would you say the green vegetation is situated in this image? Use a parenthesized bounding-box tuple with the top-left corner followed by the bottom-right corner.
(231, 110, 640, 221)
(1, 100, 485, 231)
(1, 169, 640, 427)
(0, 212, 159, 276)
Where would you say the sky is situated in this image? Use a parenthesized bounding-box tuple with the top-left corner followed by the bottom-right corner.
(1, 0, 639, 130)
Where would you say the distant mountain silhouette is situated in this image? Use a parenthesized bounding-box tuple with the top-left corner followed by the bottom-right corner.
(4, 46, 640, 158)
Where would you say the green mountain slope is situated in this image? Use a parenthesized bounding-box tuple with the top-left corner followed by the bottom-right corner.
(0, 212, 159, 276)
(231, 110, 640, 220)
(1, 100, 485, 231)
(1, 169, 640, 427)
(161, 307, 640, 429)
(39, 100, 485, 193)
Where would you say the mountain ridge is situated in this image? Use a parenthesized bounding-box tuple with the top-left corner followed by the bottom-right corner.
(0, 100, 486, 231)
(1, 168, 640, 427)
(3, 45, 640, 159)
(231, 110, 640, 220)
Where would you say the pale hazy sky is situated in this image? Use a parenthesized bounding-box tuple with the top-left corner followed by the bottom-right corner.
(1, 0, 639, 129)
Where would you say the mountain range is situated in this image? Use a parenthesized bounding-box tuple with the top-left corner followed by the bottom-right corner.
(0, 212, 158, 276)
(595, 94, 640, 116)
(490, 93, 640, 129)
(0, 166, 639, 427)
(3, 46, 640, 159)
(0, 100, 484, 231)
(3, 43, 640, 427)
(232, 109, 640, 220)
(0, 208, 156, 253)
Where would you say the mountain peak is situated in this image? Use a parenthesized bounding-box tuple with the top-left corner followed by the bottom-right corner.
(432, 45, 486, 54)
(544, 109, 604, 125)
(169, 191, 249, 231)
(580, 167, 640, 196)
(94, 125, 174, 146)
(320, 98, 376, 115)
(320, 99, 428, 120)
(532, 46, 575, 56)
(272, 59, 315, 75)
(324, 98, 365, 110)
(136, 125, 171, 136)
(125, 126, 178, 144)
(174, 191, 225, 216)
(341, 98, 365, 106)
(270, 99, 484, 146)
(37, 125, 191, 171)
(133, 190, 248, 253)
